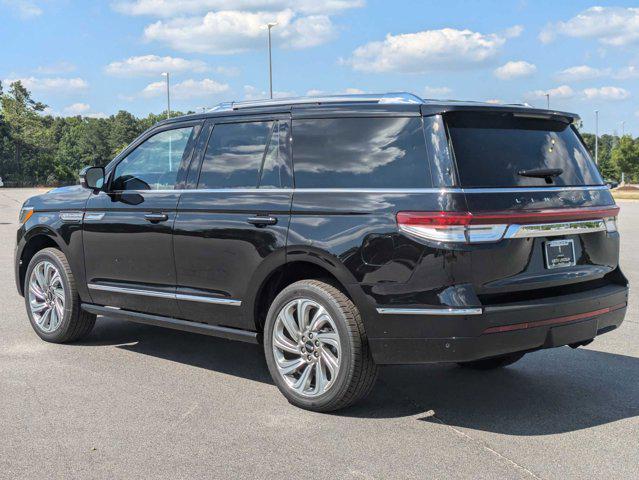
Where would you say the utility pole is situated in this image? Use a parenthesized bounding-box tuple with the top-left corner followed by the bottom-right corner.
(266, 22, 277, 99)
(621, 121, 626, 137)
(545, 93, 550, 109)
(595, 110, 599, 165)
(161, 72, 171, 119)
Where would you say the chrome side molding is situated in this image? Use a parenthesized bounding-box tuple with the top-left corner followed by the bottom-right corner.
(376, 307, 483, 316)
(87, 283, 242, 306)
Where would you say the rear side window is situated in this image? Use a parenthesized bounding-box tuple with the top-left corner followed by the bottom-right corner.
(198, 121, 272, 189)
(292, 117, 431, 188)
(446, 112, 603, 188)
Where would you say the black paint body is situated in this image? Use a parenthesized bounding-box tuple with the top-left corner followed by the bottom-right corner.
(15, 101, 629, 364)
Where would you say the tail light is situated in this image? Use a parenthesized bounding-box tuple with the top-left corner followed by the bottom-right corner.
(397, 206, 620, 243)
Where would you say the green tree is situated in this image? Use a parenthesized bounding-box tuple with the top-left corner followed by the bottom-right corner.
(611, 135, 639, 183)
(582, 133, 619, 180)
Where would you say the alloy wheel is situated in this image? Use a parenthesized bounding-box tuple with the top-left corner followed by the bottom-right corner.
(28, 260, 65, 333)
(272, 298, 341, 397)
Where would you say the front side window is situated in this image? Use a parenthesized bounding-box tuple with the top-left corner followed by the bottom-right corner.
(198, 121, 273, 189)
(111, 126, 194, 191)
(292, 117, 431, 188)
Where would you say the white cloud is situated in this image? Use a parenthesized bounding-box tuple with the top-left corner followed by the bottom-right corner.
(243, 85, 295, 100)
(613, 64, 639, 80)
(112, 0, 363, 16)
(35, 61, 76, 74)
(105, 55, 209, 76)
(526, 85, 575, 100)
(63, 103, 91, 115)
(555, 65, 609, 82)
(345, 28, 509, 73)
(213, 66, 241, 76)
(582, 86, 630, 101)
(503, 25, 524, 38)
(4, 76, 88, 93)
(143, 9, 335, 54)
(540, 7, 639, 46)
(493, 60, 536, 80)
(142, 78, 229, 99)
(423, 86, 452, 97)
(305, 88, 365, 96)
(2, 0, 42, 18)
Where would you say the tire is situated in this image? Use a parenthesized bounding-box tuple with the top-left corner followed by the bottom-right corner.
(264, 280, 378, 412)
(457, 352, 526, 370)
(24, 247, 96, 343)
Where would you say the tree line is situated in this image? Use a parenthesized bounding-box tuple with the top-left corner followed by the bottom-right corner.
(1, 80, 638, 187)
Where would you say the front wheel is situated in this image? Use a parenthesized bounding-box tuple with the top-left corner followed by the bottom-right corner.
(264, 280, 378, 412)
(24, 247, 96, 343)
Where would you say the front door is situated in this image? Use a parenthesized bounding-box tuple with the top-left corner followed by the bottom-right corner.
(173, 116, 293, 329)
(83, 123, 200, 317)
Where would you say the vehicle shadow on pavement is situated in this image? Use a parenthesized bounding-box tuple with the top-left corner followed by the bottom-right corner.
(82, 317, 638, 435)
(349, 346, 639, 435)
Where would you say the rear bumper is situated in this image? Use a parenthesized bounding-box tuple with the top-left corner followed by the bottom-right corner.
(369, 283, 628, 364)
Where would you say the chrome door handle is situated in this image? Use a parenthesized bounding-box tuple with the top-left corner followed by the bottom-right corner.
(144, 213, 169, 223)
(247, 216, 277, 227)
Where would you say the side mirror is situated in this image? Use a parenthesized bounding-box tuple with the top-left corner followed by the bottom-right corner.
(80, 166, 105, 190)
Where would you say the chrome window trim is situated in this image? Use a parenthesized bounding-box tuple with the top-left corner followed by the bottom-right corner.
(106, 185, 608, 195)
(376, 307, 483, 316)
(87, 283, 241, 306)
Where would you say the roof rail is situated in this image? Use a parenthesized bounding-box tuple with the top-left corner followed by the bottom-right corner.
(207, 92, 423, 113)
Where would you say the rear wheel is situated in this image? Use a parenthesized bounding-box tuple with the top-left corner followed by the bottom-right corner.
(457, 352, 525, 370)
(264, 280, 378, 412)
(24, 247, 96, 343)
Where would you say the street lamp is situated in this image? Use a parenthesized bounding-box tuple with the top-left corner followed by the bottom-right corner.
(545, 93, 550, 109)
(266, 22, 278, 99)
(595, 110, 599, 165)
(621, 120, 626, 137)
(161, 72, 171, 119)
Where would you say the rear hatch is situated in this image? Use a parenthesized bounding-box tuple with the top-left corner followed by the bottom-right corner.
(443, 110, 621, 302)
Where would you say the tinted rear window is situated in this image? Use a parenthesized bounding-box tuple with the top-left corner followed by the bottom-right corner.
(446, 112, 603, 188)
(292, 117, 431, 188)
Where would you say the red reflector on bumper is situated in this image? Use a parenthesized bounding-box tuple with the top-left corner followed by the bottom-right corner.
(482, 303, 626, 334)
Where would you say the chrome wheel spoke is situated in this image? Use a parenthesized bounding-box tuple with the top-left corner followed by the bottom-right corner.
(30, 299, 48, 314)
(296, 299, 313, 332)
(315, 332, 339, 350)
(314, 358, 328, 394)
(279, 308, 300, 342)
(292, 364, 314, 393)
(53, 287, 65, 301)
(309, 306, 330, 331)
(30, 283, 46, 300)
(321, 348, 339, 377)
(277, 357, 305, 375)
(273, 331, 299, 355)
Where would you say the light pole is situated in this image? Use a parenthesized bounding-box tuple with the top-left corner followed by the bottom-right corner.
(266, 22, 277, 99)
(621, 120, 626, 137)
(595, 110, 599, 165)
(545, 93, 550, 109)
(161, 72, 171, 119)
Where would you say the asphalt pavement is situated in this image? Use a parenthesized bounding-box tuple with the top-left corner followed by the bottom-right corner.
(1, 188, 637, 479)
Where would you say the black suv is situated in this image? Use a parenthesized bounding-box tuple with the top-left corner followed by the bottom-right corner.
(15, 93, 628, 411)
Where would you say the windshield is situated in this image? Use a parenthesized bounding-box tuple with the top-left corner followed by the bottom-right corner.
(445, 112, 603, 188)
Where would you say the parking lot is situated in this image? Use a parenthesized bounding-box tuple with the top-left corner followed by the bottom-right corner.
(1, 187, 637, 479)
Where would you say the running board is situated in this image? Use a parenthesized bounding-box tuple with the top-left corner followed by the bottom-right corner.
(81, 304, 259, 344)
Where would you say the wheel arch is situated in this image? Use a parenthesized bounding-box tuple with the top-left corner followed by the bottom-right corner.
(248, 249, 367, 333)
(17, 228, 66, 296)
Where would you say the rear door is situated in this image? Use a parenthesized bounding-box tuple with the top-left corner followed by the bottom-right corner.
(173, 114, 293, 329)
(83, 122, 201, 316)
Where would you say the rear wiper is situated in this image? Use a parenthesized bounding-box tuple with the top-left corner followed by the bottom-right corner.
(518, 168, 563, 184)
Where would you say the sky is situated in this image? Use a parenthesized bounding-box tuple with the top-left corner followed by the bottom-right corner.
(1, 0, 638, 135)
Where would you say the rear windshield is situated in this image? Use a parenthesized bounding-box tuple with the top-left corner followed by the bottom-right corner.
(445, 112, 603, 188)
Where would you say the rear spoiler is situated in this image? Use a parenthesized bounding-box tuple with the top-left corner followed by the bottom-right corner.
(420, 103, 578, 124)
